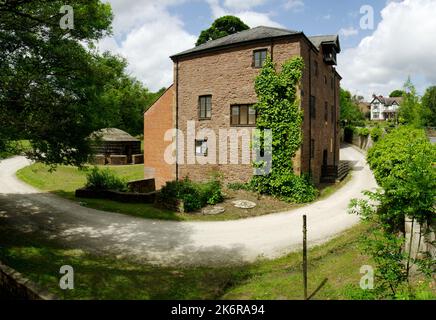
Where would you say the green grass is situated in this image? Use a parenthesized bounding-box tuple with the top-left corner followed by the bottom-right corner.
(17, 163, 144, 192)
(1, 221, 433, 300)
(0, 223, 369, 300)
(16, 163, 355, 222)
(16, 163, 303, 222)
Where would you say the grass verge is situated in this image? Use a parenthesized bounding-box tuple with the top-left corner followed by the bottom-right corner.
(1, 222, 433, 300)
(0, 223, 367, 300)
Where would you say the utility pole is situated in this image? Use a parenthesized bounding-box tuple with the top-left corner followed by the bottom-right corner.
(303, 215, 308, 300)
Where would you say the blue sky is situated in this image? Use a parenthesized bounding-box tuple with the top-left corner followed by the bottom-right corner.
(167, 0, 385, 49)
(101, 0, 436, 99)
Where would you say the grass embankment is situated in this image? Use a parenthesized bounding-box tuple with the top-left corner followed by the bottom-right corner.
(0, 223, 387, 300)
(17, 163, 353, 222)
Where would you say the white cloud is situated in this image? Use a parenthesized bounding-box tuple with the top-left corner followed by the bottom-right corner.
(338, 0, 436, 99)
(339, 26, 358, 38)
(283, 0, 304, 12)
(98, 1, 195, 91)
(223, 0, 267, 11)
(207, 0, 284, 28)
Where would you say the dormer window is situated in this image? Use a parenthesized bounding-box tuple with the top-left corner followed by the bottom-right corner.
(323, 45, 337, 65)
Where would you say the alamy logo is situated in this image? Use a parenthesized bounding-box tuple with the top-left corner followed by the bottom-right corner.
(59, 5, 74, 30)
(359, 265, 374, 290)
(163, 121, 273, 176)
(59, 265, 74, 290)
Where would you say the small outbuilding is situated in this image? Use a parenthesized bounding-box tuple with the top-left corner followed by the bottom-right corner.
(90, 128, 143, 165)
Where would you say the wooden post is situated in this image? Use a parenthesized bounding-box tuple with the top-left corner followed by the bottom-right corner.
(303, 214, 308, 300)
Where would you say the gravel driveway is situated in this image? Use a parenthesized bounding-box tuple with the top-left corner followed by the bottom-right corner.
(0, 145, 377, 266)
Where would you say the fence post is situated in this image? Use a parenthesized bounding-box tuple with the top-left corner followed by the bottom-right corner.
(303, 214, 308, 300)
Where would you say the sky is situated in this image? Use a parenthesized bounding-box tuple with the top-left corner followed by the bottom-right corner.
(99, 0, 436, 100)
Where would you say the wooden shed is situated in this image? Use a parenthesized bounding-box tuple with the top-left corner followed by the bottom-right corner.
(90, 128, 142, 165)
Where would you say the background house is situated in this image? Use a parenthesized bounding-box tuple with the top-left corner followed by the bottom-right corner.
(370, 95, 403, 121)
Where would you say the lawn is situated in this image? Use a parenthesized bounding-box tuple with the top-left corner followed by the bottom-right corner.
(0, 223, 376, 300)
(2, 222, 432, 300)
(17, 162, 353, 222)
(17, 163, 318, 221)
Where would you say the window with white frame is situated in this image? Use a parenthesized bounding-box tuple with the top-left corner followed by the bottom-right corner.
(195, 139, 208, 156)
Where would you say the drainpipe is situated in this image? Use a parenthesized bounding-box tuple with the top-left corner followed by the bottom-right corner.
(308, 49, 312, 175)
(333, 71, 337, 173)
(175, 60, 179, 181)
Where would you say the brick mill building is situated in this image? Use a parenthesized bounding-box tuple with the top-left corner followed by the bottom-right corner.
(144, 26, 342, 188)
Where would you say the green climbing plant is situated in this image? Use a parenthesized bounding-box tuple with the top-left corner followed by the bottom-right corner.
(250, 56, 317, 203)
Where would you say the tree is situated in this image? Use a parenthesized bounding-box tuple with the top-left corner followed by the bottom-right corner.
(196, 15, 249, 46)
(0, 0, 116, 166)
(340, 88, 365, 126)
(96, 54, 166, 136)
(389, 90, 406, 98)
(398, 77, 424, 127)
(349, 127, 435, 298)
(421, 86, 436, 127)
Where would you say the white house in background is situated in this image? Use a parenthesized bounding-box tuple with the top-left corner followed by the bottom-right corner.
(369, 95, 403, 121)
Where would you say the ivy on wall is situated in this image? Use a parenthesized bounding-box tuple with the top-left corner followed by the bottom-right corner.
(250, 56, 317, 203)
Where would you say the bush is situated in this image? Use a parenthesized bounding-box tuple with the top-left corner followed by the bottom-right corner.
(250, 172, 318, 203)
(370, 127, 384, 142)
(227, 182, 251, 191)
(357, 127, 370, 137)
(199, 179, 224, 205)
(349, 126, 436, 298)
(158, 177, 224, 212)
(85, 167, 127, 192)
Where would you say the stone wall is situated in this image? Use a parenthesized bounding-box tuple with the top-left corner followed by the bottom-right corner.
(404, 217, 436, 273)
(0, 262, 57, 300)
(351, 134, 374, 151)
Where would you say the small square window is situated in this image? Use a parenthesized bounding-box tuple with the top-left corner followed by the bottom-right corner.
(195, 140, 208, 156)
(253, 49, 267, 68)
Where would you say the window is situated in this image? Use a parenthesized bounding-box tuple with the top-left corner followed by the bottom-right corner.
(195, 139, 208, 156)
(253, 49, 267, 68)
(314, 61, 319, 77)
(199, 95, 212, 119)
(373, 112, 380, 119)
(310, 95, 316, 119)
(231, 105, 256, 126)
(331, 105, 335, 122)
(324, 102, 328, 122)
(311, 139, 315, 159)
(324, 75, 327, 85)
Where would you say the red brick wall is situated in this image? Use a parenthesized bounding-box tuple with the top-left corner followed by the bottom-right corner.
(143, 85, 176, 189)
(175, 38, 302, 184)
(299, 39, 341, 184)
(171, 36, 341, 186)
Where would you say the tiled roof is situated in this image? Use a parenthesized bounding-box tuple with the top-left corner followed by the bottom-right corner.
(171, 26, 339, 59)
